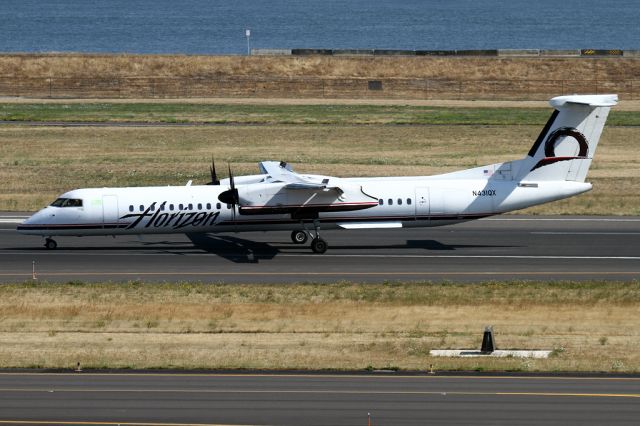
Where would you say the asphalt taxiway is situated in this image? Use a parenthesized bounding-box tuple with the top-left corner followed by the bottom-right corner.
(0, 372, 638, 425)
(2, 214, 640, 282)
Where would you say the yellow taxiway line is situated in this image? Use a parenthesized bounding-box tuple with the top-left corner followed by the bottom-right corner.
(0, 422, 247, 426)
(0, 388, 637, 398)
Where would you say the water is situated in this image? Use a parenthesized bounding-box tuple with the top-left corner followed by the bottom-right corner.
(0, 0, 637, 54)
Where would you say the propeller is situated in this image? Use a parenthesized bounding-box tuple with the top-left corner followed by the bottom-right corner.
(218, 164, 239, 222)
(207, 157, 220, 185)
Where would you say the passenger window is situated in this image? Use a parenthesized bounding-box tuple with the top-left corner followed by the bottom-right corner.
(139, 205, 144, 212)
(150, 205, 155, 212)
(216, 203, 221, 210)
(198, 203, 202, 210)
(129, 205, 134, 212)
(160, 204, 165, 211)
(188, 203, 193, 210)
(388, 199, 393, 205)
(398, 198, 402, 205)
(227, 204, 231, 209)
(169, 204, 174, 211)
(378, 199, 383, 205)
(206, 203, 211, 210)
(407, 198, 412, 205)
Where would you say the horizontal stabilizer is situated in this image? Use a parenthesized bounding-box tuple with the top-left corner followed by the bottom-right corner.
(549, 94, 618, 108)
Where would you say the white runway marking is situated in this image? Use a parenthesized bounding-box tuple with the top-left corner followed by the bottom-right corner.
(532, 232, 640, 235)
(483, 217, 640, 222)
(1, 251, 639, 260)
(4, 216, 640, 223)
(280, 254, 640, 260)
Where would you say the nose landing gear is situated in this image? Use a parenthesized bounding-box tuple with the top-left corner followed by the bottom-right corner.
(44, 238, 57, 250)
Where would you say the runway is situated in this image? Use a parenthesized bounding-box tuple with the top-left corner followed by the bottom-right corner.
(2, 213, 640, 282)
(0, 372, 638, 425)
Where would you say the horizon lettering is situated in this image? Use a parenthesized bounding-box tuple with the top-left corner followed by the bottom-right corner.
(120, 201, 220, 230)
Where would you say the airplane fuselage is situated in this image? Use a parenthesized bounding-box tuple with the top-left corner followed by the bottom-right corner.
(18, 176, 591, 237)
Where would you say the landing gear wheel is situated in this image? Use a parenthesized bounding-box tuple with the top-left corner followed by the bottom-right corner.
(291, 230, 308, 245)
(44, 238, 57, 250)
(310, 237, 328, 254)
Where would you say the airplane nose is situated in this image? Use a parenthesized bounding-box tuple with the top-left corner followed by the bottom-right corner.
(21, 213, 37, 225)
(18, 208, 52, 229)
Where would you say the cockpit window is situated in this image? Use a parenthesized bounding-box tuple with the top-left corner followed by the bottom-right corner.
(50, 198, 83, 208)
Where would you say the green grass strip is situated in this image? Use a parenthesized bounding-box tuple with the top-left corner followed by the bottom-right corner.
(1, 103, 639, 126)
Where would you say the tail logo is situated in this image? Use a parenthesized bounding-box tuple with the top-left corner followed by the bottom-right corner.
(531, 127, 589, 171)
(544, 127, 588, 157)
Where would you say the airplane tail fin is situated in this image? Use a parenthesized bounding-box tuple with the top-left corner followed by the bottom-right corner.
(516, 94, 617, 182)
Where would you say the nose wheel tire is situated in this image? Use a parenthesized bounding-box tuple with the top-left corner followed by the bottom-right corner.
(291, 230, 308, 244)
(44, 238, 57, 250)
(310, 237, 328, 254)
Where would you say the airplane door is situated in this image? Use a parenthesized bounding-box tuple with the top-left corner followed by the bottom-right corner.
(102, 195, 119, 224)
(415, 188, 429, 217)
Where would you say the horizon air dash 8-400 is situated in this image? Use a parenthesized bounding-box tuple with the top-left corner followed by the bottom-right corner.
(18, 94, 617, 254)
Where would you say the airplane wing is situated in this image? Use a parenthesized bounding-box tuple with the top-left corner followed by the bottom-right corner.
(219, 161, 379, 219)
(259, 161, 298, 183)
(218, 161, 378, 219)
(259, 161, 342, 192)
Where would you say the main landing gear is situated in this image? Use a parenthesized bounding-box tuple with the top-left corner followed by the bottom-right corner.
(310, 237, 328, 254)
(290, 230, 308, 245)
(292, 221, 328, 254)
(44, 238, 57, 250)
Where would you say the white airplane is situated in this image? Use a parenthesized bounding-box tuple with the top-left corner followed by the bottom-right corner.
(18, 94, 617, 253)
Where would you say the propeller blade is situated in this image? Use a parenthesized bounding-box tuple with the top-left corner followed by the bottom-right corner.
(228, 164, 235, 192)
(218, 164, 238, 222)
(228, 164, 236, 222)
(209, 157, 220, 185)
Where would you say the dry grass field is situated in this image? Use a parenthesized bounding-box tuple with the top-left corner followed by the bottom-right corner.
(0, 122, 638, 214)
(1, 54, 639, 99)
(0, 281, 637, 371)
(1, 54, 639, 81)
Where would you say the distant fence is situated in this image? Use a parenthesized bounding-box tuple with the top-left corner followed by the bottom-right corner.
(254, 48, 639, 57)
(0, 76, 638, 100)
